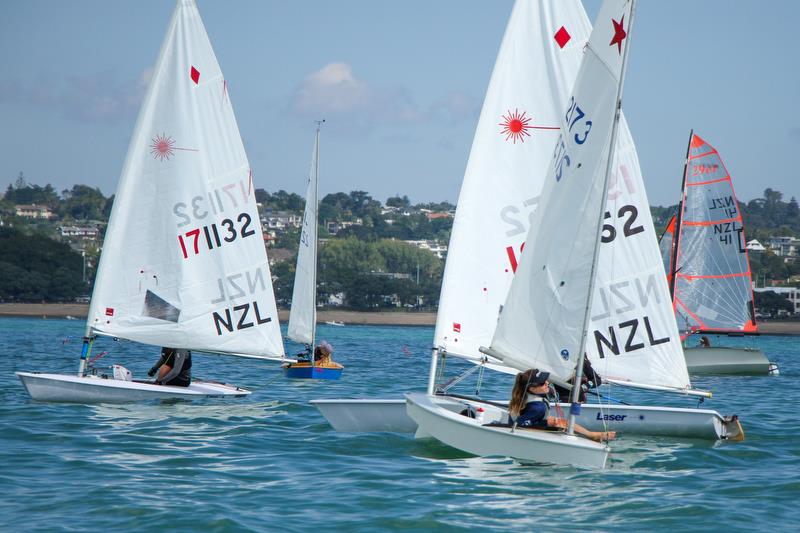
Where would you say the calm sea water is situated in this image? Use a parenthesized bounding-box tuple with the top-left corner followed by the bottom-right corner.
(1, 317, 798, 532)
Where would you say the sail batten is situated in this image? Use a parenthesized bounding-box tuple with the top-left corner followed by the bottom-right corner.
(86, 0, 284, 359)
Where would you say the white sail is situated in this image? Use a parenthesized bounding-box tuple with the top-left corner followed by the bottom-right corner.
(86, 0, 285, 360)
(489, 0, 634, 382)
(287, 129, 320, 346)
(586, 121, 691, 390)
(433, 0, 589, 363)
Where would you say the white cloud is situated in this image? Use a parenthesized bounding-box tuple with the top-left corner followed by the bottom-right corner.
(288, 62, 421, 134)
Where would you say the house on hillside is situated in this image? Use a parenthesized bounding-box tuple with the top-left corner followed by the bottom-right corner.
(261, 210, 302, 231)
(326, 218, 363, 235)
(403, 239, 448, 259)
(768, 236, 800, 262)
(15, 204, 55, 220)
(58, 225, 99, 240)
(746, 239, 766, 252)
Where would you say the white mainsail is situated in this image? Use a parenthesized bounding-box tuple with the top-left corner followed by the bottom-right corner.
(433, 0, 588, 364)
(435, 0, 689, 391)
(86, 0, 285, 361)
(287, 128, 321, 346)
(586, 124, 690, 390)
(488, 0, 635, 382)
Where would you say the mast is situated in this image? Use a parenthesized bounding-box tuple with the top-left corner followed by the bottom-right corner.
(567, 0, 636, 436)
(668, 128, 694, 301)
(311, 120, 323, 363)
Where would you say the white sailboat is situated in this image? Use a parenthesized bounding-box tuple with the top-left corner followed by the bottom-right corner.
(283, 123, 343, 380)
(660, 132, 778, 375)
(408, 0, 639, 468)
(17, 0, 287, 403)
(313, 0, 742, 443)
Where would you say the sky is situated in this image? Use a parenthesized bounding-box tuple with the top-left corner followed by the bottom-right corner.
(1, 1, 798, 207)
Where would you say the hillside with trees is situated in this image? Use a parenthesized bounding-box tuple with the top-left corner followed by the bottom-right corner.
(0, 227, 85, 301)
(3, 172, 800, 311)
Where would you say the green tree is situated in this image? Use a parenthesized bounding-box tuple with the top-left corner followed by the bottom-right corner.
(61, 185, 107, 220)
(0, 227, 84, 301)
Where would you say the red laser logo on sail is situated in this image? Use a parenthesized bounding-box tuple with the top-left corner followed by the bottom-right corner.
(500, 109, 532, 143)
(149, 134, 198, 161)
(499, 109, 559, 144)
(150, 134, 175, 161)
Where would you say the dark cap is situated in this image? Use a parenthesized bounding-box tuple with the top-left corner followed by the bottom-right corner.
(529, 370, 550, 387)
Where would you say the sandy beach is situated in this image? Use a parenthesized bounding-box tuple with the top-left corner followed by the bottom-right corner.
(0, 303, 437, 327)
(0, 303, 797, 334)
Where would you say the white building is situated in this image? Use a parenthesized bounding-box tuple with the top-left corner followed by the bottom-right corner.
(260, 210, 302, 231)
(403, 239, 448, 259)
(58, 225, 99, 239)
(15, 204, 55, 219)
(768, 236, 800, 259)
(753, 286, 800, 315)
(746, 239, 766, 252)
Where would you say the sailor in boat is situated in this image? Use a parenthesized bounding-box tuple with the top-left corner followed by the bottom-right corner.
(313, 341, 341, 369)
(508, 369, 615, 443)
(147, 347, 192, 387)
(699, 336, 711, 348)
(552, 356, 602, 403)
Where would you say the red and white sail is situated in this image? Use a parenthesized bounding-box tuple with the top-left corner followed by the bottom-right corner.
(488, 0, 641, 382)
(434, 0, 691, 391)
(87, 0, 285, 360)
(670, 133, 758, 334)
(433, 0, 592, 366)
(659, 214, 677, 287)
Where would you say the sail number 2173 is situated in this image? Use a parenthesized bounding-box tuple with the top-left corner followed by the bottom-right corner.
(553, 96, 593, 182)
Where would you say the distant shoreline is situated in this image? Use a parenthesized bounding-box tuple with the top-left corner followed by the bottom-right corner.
(1, 303, 798, 334)
(0, 304, 437, 327)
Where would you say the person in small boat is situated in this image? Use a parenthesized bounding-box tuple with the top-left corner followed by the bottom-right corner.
(552, 356, 602, 403)
(699, 336, 711, 348)
(313, 341, 339, 368)
(147, 347, 192, 387)
(508, 368, 615, 442)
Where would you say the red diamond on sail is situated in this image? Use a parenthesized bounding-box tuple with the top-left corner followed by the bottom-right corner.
(453, 322, 461, 333)
(554, 26, 571, 48)
(105, 307, 114, 317)
(190, 66, 200, 84)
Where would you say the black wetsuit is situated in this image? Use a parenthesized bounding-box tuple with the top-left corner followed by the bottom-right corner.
(553, 357, 602, 403)
(155, 348, 192, 387)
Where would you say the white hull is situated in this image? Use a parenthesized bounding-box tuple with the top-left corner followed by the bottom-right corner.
(311, 396, 742, 440)
(406, 392, 609, 468)
(16, 372, 250, 403)
(684, 347, 778, 375)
